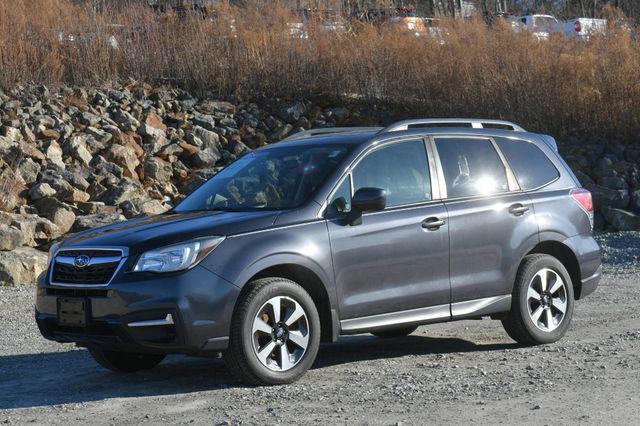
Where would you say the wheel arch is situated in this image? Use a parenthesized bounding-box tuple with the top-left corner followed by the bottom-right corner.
(237, 261, 338, 342)
(526, 240, 583, 299)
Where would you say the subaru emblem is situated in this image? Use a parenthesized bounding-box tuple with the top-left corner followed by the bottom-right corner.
(74, 255, 91, 269)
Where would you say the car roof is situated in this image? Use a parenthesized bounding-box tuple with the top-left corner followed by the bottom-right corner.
(274, 127, 544, 148)
(270, 119, 558, 152)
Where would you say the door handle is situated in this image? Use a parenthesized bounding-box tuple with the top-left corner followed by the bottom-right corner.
(509, 203, 530, 216)
(422, 217, 446, 230)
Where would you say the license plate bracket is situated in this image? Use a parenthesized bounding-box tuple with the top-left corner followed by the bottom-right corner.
(57, 298, 88, 327)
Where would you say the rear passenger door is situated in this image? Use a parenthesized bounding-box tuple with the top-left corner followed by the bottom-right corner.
(432, 136, 539, 316)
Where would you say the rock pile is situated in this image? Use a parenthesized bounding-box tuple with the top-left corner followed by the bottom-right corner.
(562, 138, 640, 231)
(0, 82, 638, 284)
(0, 82, 361, 284)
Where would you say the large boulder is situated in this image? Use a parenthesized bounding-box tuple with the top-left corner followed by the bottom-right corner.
(599, 175, 628, 190)
(2, 126, 22, 141)
(630, 189, 640, 213)
(18, 158, 41, 185)
(1, 212, 60, 246)
(192, 126, 220, 149)
(601, 207, 640, 231)
(0, 246, 48, 285)
(110, 108, 140, 132)
(0, 224, 23, 251)
(143, 112, 167, 132)
(120, 198, 169, 218)
(192, 112, 216, 131)
(269, 124, 293, 141)
(277, 101, 306, 123)
(144, 157, 173, 182)
(63, 135, 93, 166)
(103, 143, 140, 179)
(28, 182, 56, 201)
(45, 141, 65, 170)
(33, 197, 76, 234)
(38, 174, 90, 204)
(584, 182, 630, 210)
(73, 213, 126, 232)
(98, 177, 144, 205)
(189, 148, 221, 168)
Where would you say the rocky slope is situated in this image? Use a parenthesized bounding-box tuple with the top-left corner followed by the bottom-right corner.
(0, 82, 638, 285)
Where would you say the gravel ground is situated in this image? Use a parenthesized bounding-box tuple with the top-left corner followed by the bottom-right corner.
(1, 232, 639, 425)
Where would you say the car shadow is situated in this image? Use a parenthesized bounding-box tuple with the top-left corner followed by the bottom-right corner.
(0, 335, 517, 410)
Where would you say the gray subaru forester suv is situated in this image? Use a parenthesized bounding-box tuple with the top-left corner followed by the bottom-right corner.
(36, 119, 602, 385)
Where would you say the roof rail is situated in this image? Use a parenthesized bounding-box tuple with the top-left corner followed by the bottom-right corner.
(283, 127, 382, 142)
(380, 119, 526, 133)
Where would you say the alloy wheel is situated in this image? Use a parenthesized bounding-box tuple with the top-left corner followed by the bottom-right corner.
(251, 296, 310, 372)
(527, 268, 568, 332)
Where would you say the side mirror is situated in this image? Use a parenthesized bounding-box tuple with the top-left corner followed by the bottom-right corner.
(346, 187, 386, 225)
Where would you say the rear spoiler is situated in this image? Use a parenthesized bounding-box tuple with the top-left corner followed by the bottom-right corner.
(538, 134, 558, 152)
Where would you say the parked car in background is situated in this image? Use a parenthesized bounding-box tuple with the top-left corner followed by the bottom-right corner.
(353, 8, 445, 41)
(287, 9, 347, 39)
(36, 118, 601, 385)
(516, 14, 559, 40)
(387, 12, 429, 37)
(516, 14, 606, 40)
(560, 17, 607, 39)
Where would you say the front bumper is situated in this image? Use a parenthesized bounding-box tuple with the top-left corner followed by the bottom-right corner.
(35, 265, 240, 354)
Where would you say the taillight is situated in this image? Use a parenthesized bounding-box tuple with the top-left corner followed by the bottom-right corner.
(571, 188, 594, 228)
(571, 188, 593, 212)
(574, 20, 582, 32)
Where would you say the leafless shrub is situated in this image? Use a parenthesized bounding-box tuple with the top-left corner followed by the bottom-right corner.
(1, 1, 639, 141)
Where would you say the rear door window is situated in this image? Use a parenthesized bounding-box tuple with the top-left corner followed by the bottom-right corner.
(434, 137, 509, 198)
(495, 137, 559, 190)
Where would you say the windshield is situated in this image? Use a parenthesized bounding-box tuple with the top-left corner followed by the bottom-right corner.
(175, 144, 351, 212)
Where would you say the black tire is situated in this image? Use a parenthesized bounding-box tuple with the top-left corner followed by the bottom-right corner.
(502, 254, 575, 346)
(224, 277, 321, 385)
(88, 348, 165, 373)
(372, 326, 418, 339)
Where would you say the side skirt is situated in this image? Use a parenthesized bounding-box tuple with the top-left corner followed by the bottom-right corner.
(339, 295, 511, 335)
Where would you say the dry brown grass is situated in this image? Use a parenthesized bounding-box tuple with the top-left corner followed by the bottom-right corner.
(1, 0, 640, 141)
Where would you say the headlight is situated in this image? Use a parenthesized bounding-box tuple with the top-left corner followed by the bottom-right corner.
(133, 237, 225, 273)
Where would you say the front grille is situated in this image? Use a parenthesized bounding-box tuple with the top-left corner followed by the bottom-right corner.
(51, 249, 123, 285)
(55, 249, 122, 258)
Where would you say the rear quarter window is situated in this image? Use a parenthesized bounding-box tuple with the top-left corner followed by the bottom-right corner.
(495, 137, 559, 190)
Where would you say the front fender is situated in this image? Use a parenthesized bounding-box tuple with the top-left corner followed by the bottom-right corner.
(199, 220, 336, 305)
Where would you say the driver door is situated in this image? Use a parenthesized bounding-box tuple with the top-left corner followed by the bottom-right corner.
(325, 138, 450, 324)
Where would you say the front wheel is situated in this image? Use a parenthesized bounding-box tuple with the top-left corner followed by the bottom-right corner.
(502, 254, 574, 345)
(88, 348, 165, 373)
(224, 278, 321, 385)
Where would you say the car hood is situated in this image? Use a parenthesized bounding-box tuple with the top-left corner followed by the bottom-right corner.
(60, 210, 279, 255)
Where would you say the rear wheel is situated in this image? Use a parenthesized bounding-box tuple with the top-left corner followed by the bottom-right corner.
(88, 348, 165, 373)
(372, 326, 418, 339)
(502, 254, 574, 345)
(224, 278, 321, 385)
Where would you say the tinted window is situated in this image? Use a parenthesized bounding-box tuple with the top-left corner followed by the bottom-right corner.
(175, 144, 350, 212)
(328, 177, 351, 214)
(352, 140, 431, 207)
(496, 137, 559, 190)
(435, 137, 509, 198)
